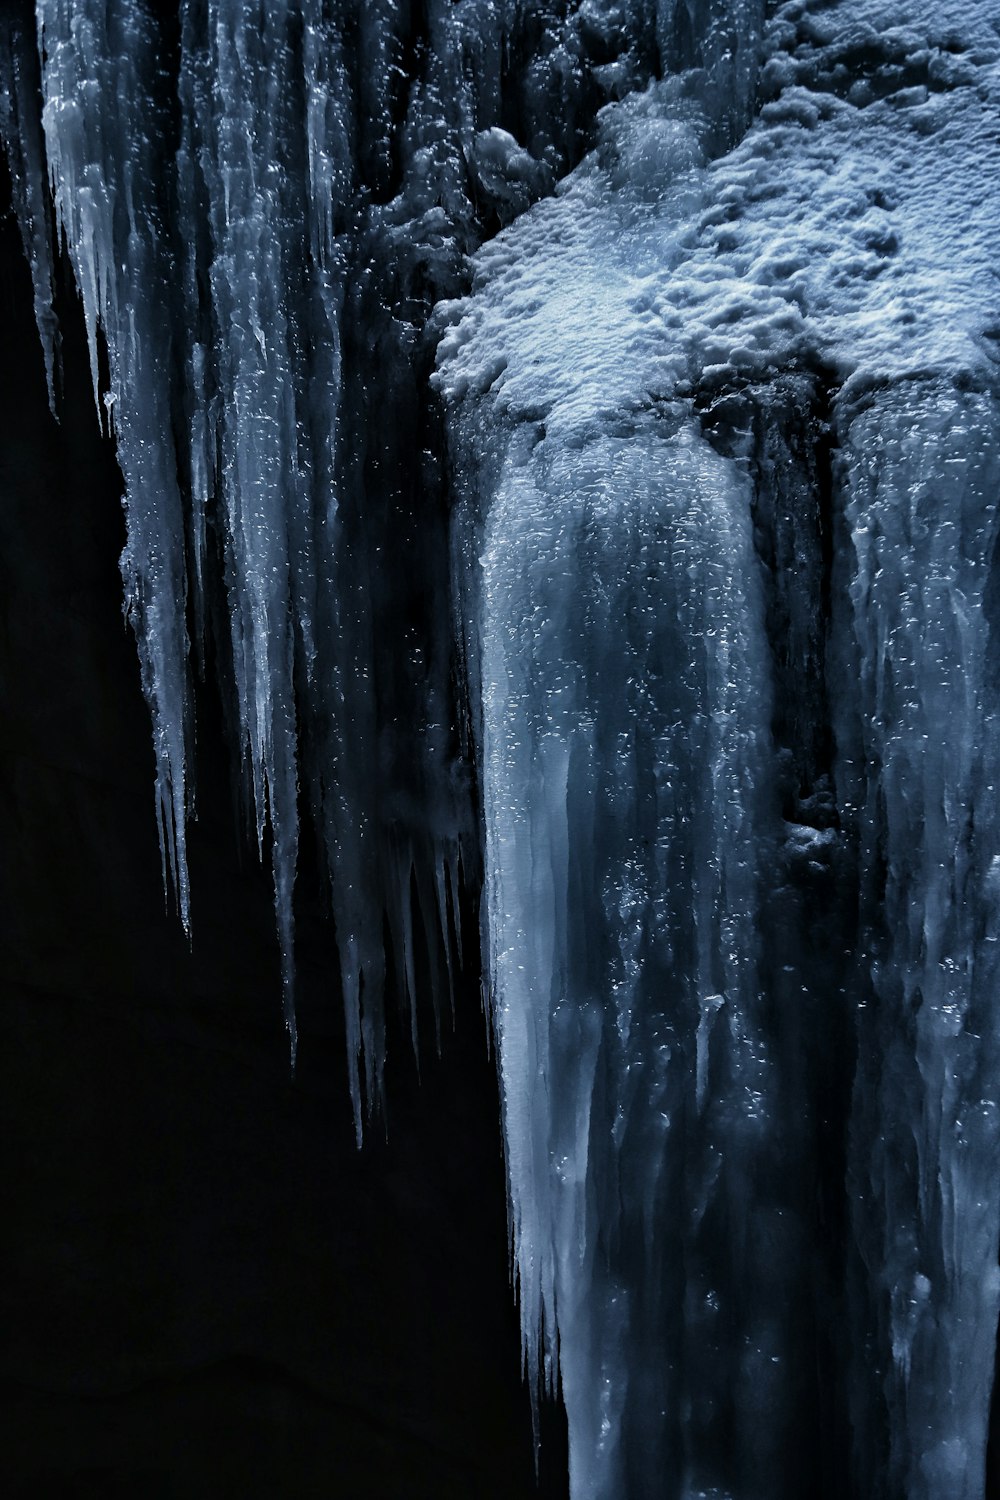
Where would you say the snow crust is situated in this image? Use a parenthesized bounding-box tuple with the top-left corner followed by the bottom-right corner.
(438, 3, 1000, 415)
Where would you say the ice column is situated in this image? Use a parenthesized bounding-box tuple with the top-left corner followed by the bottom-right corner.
(460, 417, 782, 1500)
(836, 384, 1000, 1500)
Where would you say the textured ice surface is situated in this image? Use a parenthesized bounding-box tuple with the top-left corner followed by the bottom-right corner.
(440, 1, 1000, 1496)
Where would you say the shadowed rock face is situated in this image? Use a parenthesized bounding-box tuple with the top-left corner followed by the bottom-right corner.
(0, 149, 568, 1499)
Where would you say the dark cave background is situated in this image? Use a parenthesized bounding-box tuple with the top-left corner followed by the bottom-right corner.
(0, 107, 569, 1499)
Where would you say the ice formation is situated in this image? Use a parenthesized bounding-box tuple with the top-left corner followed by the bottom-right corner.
(4, 0, 1000, 1496)
(5, 0, 657, 1121)
(438, 0, 1000, 1495)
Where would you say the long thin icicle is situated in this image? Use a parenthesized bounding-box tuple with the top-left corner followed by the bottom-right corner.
(0, 11, 59, 409)
(37, 0, 194, 930)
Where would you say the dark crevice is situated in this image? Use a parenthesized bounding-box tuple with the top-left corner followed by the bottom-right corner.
(694, 363, 840, 818)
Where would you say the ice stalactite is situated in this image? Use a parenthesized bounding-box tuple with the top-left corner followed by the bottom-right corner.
(0, 10, 59, 409)
(37, 0, 195, 934)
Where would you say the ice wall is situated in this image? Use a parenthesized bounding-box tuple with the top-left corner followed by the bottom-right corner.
(439, 1, 1000, 1496)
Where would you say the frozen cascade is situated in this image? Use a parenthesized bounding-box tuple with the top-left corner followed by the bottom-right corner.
(466, 428, 784, 1500)
(4, 0, 1000, 1495)
(438, 0, 1000, 1496)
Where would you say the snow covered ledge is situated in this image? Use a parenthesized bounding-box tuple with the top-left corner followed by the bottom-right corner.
(436, 3, 1000, 1497)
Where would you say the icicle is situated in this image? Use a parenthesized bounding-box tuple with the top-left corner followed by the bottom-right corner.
(453, 421, 779, 1499)
(0, 12, 59, 410)
(8, 0, 676, 1121)
(36, 0, 194, 932)
(176, 0, 316, 1048)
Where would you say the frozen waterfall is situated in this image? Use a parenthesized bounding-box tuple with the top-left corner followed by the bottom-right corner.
(439, 0, 1000, 1494)
(4, 0, 1000, 1496)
